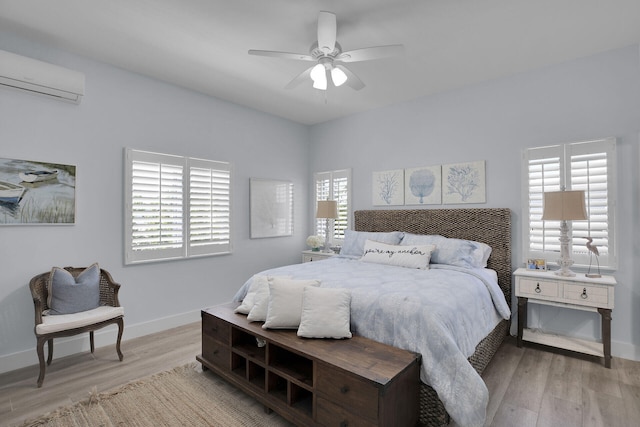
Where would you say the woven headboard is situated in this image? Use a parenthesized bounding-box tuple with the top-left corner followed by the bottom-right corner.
(354, 208, 512, 304)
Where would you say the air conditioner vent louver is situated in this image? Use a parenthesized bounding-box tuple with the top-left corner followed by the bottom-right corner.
(0, 49, 85, 103)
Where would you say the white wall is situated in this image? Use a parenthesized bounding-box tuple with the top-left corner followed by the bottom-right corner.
(310, 45, 640, 361)
(0, 32, 310, 372)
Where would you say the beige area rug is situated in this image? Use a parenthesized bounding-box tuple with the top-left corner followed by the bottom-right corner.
(20, 363, 292, 427)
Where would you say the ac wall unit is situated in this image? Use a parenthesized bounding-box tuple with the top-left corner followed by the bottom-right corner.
(0, 49, 85, 103)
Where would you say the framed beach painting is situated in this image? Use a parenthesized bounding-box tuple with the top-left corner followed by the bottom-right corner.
(442, 160, 486, 204)
(250, 178, 293, 238)
(0, 157, 76, 225)
(404, 165, 441, 205)
(372, 169, 404, 206)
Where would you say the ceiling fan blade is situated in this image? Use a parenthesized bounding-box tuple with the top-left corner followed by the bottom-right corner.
(248, 49, 314, 61)
(335, 65, 365, 90)
(317, 11, 337, 54)
(284, 66, 314, 89)
(336, 44, 404, 62)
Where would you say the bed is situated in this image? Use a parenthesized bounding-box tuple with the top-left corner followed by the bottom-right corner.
(234, 208, 512, 426)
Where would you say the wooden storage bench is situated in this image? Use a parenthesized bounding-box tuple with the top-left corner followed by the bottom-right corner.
(196, 302, 421, 427)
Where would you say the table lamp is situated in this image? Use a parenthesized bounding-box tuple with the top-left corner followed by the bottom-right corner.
(316, 200, 338, 253)
(541, 189, 587, 277)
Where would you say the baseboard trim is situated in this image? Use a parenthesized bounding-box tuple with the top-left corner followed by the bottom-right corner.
(0, 309, 200, 375)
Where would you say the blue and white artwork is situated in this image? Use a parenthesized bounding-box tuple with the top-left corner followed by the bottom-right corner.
(0, 157, 76, 225)
(372, 169, 404, 206)
(442, 161, 486, 204)
(405, 165, 441, 205)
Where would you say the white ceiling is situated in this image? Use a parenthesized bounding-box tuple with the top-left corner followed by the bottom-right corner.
(1, 0, 640, 125)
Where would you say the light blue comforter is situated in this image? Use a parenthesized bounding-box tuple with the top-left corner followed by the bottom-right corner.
(233, 256, 510, 426)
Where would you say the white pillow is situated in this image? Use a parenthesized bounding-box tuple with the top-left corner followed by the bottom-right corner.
(360, 239, 435, 270)
(400, 233, 492, 268)
(262, 278, 320, 329)
(340, 230, 404, 257)
(297, 287, 352, 339)
(246, 282, 271, 322)
(235, 275, 269, 314)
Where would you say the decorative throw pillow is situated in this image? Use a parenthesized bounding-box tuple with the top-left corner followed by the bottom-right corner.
(340, 230, 404, 258)
(262, 278, 320, 329)
(235, 275, 269, 314)
(246, 275, 291, 321)
(47, 263, 100, 315)
(400, 233, 492, 269)
(297, 287, 352, 339)
(360, 240, 435, 270)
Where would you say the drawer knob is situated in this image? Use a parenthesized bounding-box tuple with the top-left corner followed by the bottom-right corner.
(535, 283, 541, 293)
(581, 288, 588, 299)
(340, 385, 350, 394)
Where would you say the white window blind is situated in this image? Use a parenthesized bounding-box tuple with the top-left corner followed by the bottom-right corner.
(522, 138, 616, 269)
(313, 169, 351, 242)
(125, 149, 231, 264)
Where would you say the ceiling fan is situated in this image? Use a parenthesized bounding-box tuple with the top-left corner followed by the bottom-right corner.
(248, 11, 404, 91)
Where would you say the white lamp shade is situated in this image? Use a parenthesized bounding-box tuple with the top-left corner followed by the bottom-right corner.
(331, 67, 347, 87)
(316, 200, 338, 219)
(310, 63, 327, 90)
(541, 190, 587, 221)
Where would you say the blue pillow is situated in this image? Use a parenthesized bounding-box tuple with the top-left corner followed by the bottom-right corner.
(400, 233, 492, 269)
(47, 264, 100, 315)
(340, 230, 404, 257)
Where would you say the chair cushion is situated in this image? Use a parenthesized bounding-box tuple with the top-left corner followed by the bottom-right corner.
(36, 306, 124, 335)
(47, 264, 100, 315)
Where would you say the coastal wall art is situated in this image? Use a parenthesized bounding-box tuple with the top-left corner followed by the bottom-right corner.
(250, 178, 293, 238)
(442, 160, 486, 204)
(404, 165, 442, 205)
(0, 157, 76, 225)
(372, 169, 404, 206)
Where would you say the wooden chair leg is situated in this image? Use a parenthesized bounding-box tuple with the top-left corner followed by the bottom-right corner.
(115, 317, 124, 361)
(36, 336, 47, 388)
(90, 331, 95, 353)
(46, 339, 54, 365)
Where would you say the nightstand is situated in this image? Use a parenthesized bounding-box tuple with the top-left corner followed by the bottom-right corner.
(301, 250, 335, 263)
(514, 267, 616, 368)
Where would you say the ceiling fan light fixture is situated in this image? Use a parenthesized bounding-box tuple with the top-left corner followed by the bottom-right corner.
(331, 66, 347, 87)
(310, 63, 327, 90)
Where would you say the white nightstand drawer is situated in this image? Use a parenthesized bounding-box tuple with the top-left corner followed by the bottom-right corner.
(563, 283, 608, 306)
(518, 278, 558, 298)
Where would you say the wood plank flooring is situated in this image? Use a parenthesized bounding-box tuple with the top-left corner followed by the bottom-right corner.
(1, 322, 638, 426)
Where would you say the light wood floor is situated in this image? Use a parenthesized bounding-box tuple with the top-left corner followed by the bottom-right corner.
(1, 322, 638, 426)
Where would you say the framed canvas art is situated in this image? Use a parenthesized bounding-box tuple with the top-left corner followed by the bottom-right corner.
(404, 165, 441, 205)
(0, 157, 76, 225)
(372, 169, 404, 206)
(250, 178, 293, 238)
(442, 160, 486, 204)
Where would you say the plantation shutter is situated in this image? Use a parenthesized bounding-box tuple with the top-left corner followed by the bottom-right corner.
(125, 149, 232, 264)
(126, 150, 185, 263)
(188, 158, 231, 256)
(314, 172, 331, 239)
(313, 169, 351, 242)
(522, 138, 616, 269)
(332, 170, 350, 240)
(567, 140, 615, 267)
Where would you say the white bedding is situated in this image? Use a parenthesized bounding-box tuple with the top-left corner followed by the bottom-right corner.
(233, 256, 510, 426)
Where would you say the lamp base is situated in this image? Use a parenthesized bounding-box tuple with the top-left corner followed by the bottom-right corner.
(554, 269, 576, 277)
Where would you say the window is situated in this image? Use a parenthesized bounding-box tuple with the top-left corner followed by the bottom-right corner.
(313, 169, 351, 242)
(125, 149, 231, 264)
(522, 138, 616, 269)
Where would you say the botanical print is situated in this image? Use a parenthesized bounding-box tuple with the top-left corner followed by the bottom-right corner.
(405, 165, 441, 205)
(372, 169, 404, 206)
(442, 161, 486, 204)
(250, 178, 293, 238)
(0, 157, 76, 224)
